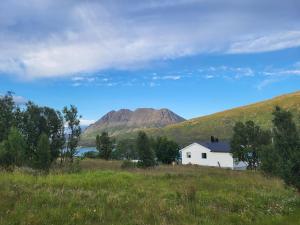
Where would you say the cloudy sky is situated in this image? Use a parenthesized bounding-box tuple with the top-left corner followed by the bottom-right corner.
(0, 0, 300, 124)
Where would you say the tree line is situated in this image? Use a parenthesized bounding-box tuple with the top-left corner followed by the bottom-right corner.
(231, 106, 300, 191)
(93, 131, 180, 167)
(0, 92, 81, 171)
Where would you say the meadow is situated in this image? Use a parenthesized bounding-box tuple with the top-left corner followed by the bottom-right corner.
(0, 159, 300, 225)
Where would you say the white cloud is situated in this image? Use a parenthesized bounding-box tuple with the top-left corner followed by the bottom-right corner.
(228, 31, 300, 54)
(0, 93, 27, 105)
(0, 0, 299, 79)
(256, 63, 300, 89)
(152, 75, 181, 80)
(72, 76, 85, 81)
(72, 82, 82, 87)
(280, 70, 300, 75)
(80, 119, 95, 126)
(204, 75, 214, 79)
(198, 66, 255, 80)
(256, 78, 279, 90)
(13, 95, 28, 105)
(149, 82, 159, 87)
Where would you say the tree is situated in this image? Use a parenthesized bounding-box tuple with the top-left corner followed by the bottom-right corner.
(43, 107, 65, 161)
(154, 136, 179, 164)
(34, 133, 51, 170)
(22, 102, 65, 163)
(96, 132, 113, 160)
(0, 127, 26, 169)
(113, 139, 137, 160)
(0, 92, 18, 142)
(269, 106, 300, 190)
(63, 105, 81, 162)
(136, 131, 155, 168)
(230, 120, 271, 170)
(7, 127, 26, 167)
(0, 141, 13, 169)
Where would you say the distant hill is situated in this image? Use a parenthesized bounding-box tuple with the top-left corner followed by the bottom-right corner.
(81, 108, 185, 145)
(143, 91, 300, 145)
(81, 91, 300, 146)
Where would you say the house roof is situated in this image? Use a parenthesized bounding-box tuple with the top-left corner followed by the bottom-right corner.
(198, 141, 231, 153)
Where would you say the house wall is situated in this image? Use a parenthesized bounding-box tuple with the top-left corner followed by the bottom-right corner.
(180, 143, 234, 169)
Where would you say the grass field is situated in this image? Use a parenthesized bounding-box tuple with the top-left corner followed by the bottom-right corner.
(1, 159, 300, 225)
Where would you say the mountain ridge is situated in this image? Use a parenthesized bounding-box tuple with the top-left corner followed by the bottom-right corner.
(81, 91, 300, 146)
(82, 108, 185, 143)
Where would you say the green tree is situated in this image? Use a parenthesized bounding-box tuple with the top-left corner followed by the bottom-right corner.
(270, 106, 300, 190)
(96, 132, 113, 160)
(136, 131, 155, 168)
(0, 141, 13, 169)
(7, 127, 26, 166)
(113, 139, 137, 160)
(230, 120, 271, 170)
(34, 133, 51, 170)
(63, 105, 81, 162)
(154, 136, 179, 164)
(22, 102, 65, 163)
(0, 92, 18, 142)
(0, 127, 26, 169)
(260, 145, 281, 175)
(43, 107, 65, 161)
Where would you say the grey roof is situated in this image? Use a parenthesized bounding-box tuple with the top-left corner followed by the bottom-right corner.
(199, 141, 231, 153)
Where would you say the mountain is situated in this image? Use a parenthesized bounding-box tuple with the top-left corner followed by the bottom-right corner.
(144, 91, 300, 145)
(81, 108, 185, 144)
(81, 91, 300, 146)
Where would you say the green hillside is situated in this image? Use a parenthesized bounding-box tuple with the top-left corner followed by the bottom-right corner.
(146, 91, 300, 145)
(81, 91, 300, 146)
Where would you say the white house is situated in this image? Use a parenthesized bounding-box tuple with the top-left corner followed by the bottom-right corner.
(179, 141, 247, 170)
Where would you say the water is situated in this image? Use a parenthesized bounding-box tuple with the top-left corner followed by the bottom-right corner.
(76, 147, 97, 156)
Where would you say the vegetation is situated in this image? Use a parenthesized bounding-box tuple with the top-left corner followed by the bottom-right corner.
(83, 151, 99, 159)
(33, 133, 51, 171)
(112, 139, 137, 160)
(114, 91, 300, 146)
(63, 105, 82, 162)
(96, 132, 113, 160)
(0, 127, 26, 169)
(230, 121, 271, 169)
(231, 106, 300, 191)
(0, 162, 300, 225)
(0, 93, 81, 171)
(136, 131, 156, 167)
(261, 107, 300, 191)
(153, 136, 180, 164)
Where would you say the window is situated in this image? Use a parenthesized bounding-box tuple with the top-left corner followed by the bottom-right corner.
(202, 153, 207, 159)
(186, 152, 191, 158)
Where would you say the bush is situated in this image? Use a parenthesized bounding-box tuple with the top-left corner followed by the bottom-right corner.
(121, 160, 137, 169)
(83, 151, 99, 159)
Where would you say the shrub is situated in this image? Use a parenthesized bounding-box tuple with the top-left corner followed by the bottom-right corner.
(83, 151, 99, 159)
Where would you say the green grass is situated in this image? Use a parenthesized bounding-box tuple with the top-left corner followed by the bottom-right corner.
(145, 91, 300, 145)
(1, 159, 300, 225)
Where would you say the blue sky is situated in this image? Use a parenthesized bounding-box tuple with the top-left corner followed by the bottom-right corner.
(0, 0, 299, 125)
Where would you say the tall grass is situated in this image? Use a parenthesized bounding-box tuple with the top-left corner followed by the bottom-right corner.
(0, 160, 299, 225)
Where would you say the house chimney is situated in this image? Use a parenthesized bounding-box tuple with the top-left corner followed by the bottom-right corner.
(215, 137, 219, 142)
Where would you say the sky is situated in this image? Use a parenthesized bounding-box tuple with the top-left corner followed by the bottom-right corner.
(0, 0, 300, 125)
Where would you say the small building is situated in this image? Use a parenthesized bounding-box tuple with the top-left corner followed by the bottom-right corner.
(179, 140, 247, 170)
